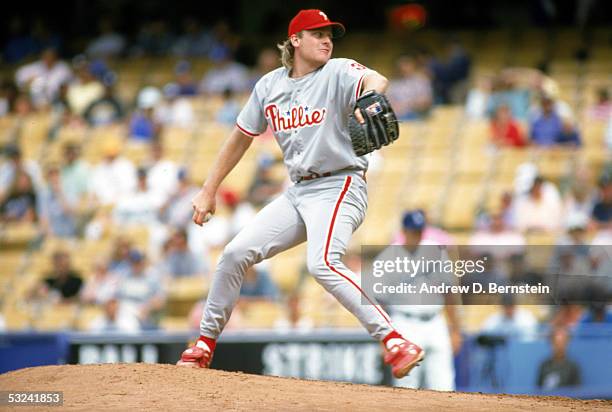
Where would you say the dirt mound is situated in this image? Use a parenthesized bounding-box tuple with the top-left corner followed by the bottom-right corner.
(0, 364, 610, 411)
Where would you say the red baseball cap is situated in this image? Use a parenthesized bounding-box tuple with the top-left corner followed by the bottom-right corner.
(288, 9, 345, 38)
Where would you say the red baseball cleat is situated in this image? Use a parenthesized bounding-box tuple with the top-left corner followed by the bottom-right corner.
(176, 344, 213, 369)
(384, 340, 425, 379)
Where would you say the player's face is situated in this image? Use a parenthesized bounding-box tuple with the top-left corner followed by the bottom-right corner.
(295, 28, 333, 66)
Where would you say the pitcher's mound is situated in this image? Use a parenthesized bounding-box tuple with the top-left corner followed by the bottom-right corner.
(1, 364, 610, 411)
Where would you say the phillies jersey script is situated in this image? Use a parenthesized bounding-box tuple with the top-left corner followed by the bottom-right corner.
(237, 58, 373, 181)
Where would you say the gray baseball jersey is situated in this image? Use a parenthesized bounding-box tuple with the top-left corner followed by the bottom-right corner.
(236, 58, 374, 182)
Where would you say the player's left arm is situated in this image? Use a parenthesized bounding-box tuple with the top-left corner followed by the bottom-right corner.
(360, 72, 389, 95)
(353, 73, 389, 123)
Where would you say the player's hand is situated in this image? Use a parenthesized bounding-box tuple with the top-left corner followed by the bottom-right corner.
(191, 187, 216, 226)
(354, 107, 365, 124)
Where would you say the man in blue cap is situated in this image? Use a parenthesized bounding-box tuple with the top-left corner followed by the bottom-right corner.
(387, 209, 463, 391)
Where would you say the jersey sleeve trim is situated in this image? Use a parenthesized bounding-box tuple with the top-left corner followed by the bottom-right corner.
(236, 123, 260, 137)
(355, 73, 367, 101)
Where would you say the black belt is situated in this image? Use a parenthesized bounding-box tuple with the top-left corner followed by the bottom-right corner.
(296, 170, 367, 183)
(396, 312, 438, 322)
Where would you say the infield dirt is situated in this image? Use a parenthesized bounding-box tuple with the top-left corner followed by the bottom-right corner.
(1, 363, 611, 411)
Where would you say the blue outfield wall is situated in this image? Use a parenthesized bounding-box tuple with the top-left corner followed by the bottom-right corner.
(455, 327, 612, 398)
(0, 329, 610, 399)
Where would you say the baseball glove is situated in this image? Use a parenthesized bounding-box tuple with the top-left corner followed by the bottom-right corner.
(348, 90, 400, 156)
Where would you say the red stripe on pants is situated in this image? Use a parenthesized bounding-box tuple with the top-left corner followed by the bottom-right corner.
(324, 176, 393, 326)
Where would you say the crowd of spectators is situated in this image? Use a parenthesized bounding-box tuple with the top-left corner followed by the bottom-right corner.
(0, 19, 610, 392)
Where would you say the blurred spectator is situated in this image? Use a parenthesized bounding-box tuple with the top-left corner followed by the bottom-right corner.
(131, 20, 174, 57)
(591, 176, 612, 228)
(247, 154, 283, 207)
(0, 144, 44, 201)
(199, 53, 249, 95)
(15, 48, 72, 108)
(67, 56, 104, 116)
(221, 188, 256, 239)
(155, 83, 195, 128)
(172, 61, 198, 96)
(0, 80, 18, 116)
(240, 264, 279, 301)
(49, 81, 72, 128)
(81, 257, 119, 305)
(115, 250, 166, 329)
(83, 72, 125, 126)
(37, 165, 77, 237)
(60, 142, 90, 205)
(216, 88, 241, 126)
(550, 212, 591, 270)
(549, 213, 593, 299)
(486, 74, 531, 122)
(160, 168, 200, 228)
(514, 176, 563, 233)
(587, 87, 611, 121)
(387, 55, 432, 121)
(129, 86, 162, 142)
(33, 250, 83, 303)
(530, 97, 580, 146)
(171, 18, 213, 58)
(274, 293, 314, 332)
(107, 236, 133, 276)
(3, 17, 38, 64)
(507, 253, 544, 286)
(469, 212, 526, 260)
(113, 167, 164, 226)
(250, 48, 280, 86)
(89, 298, 139, 333)
(536, 328, 582, 390)
(490, 104, 526, 147)
(556, 118, 582, 147)
(145, 141, 179, 203)
(85, 18, 126, 59)
(481, 294, 538, 340)
(12, 93, 34, 117)
(578, 302, 612, 326)
(0, 170, 37, 223)
(562, 169, 596, 220)
(89, 137, 137, 205)
(465, 75, 492, 119)
(426, 41, 471, 104)
(159, 229, 208, 277)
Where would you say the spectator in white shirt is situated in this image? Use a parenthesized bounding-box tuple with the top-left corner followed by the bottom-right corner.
(387, 54, 433, 121)
(15, 48, 72, 108)
(145, 141, 179, 203)
(514, 176, 563, 233)
(155, 82, 195, 128)
(89, 138, 137, 206)
(113, 167, 164, 226)
(469, 212, 526, 261)
(199, 53, 249, 96)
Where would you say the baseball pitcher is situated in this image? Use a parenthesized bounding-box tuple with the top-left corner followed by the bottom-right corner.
(177, 9, 423, 379)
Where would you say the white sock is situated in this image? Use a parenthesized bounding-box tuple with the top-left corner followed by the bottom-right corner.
(385, 337, 405, 350)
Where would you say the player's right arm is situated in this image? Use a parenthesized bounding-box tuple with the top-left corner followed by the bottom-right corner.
(191, 128, 254, 226)
(192, 71, 272, 226)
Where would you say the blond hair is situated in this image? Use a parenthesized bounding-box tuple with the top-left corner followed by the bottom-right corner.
(277, 32, 302, 70)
